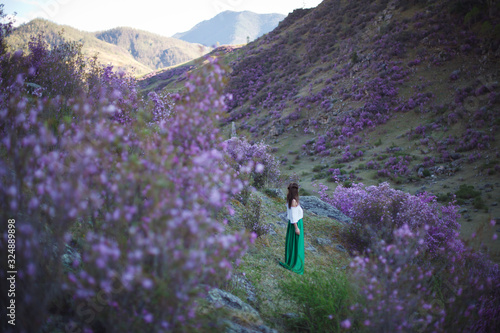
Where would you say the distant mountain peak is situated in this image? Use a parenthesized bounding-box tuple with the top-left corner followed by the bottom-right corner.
(173, 10, 285, 46)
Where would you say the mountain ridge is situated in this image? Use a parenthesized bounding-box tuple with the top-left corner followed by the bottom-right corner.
(173, 10, 285, 46)
(6, 18, 210, 75)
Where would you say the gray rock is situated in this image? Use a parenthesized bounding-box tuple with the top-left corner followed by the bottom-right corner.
(415, 187, 427, 196)
(418, 167, 424, 178)
(299, 196, 351, 224)
(231, 274, 258, 306)
(336, 244, 347, 252)
(265, 188, 285, 199)
(306, 245, 318, 253)
(223, 320, 278, 333)
(231, 122, 237, 138)
(277, 212, 288, 224)
(207, 288, 277, 333)
(207, 288, 260, 319)
(316, 237, 333, 246)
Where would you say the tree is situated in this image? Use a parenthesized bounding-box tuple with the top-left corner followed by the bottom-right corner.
(0, 4, 14, 56)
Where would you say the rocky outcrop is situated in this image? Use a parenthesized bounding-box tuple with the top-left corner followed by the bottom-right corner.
(276, 196, 351, 224)
(206, 288, 278, 333)
(299, 196, 352, 224)
(230, 273, 258, 306)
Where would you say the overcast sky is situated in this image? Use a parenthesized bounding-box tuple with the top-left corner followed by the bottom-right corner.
(3, 0, 323, 37)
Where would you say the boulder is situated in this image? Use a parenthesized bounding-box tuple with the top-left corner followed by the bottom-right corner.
(207, 288, 260, 321)
(223, 320, 278, 333)
(206, 288, 277, 333)
(231, 274, 258, 306)
(335, 244, 347, 252)
(276, 212, 288, 225)
(316, 237, 333, 246)
(299, 196, 351, 224)
(306, 244, 318, 253)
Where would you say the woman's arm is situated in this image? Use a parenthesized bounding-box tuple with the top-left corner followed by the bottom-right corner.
(291, 199, 300, 235)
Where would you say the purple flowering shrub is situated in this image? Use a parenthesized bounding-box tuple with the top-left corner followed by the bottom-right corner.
(145, 90, 175, 125)
(347, 223, 500, 332)
(318, 182, 499, 332)
(318, 182, 460, 257)
(3, 33, 94, 98)
(223, 137, 281, 189)
(0, 30, 252, 332)
(241, 195, 273, 238)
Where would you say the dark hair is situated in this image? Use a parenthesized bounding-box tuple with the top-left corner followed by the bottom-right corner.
(287, 182, 299, 209)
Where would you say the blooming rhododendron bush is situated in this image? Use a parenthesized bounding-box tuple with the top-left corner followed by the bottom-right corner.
(318, 182, 500, 332)
(0, 25, 251, 333)
(222, 137, 281, 189)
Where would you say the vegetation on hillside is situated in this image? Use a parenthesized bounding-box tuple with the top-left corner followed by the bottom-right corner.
(6, 19, 210, 76)
(1, 1, 500, 333)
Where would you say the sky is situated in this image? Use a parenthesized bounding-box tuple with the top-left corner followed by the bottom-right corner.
(2, 0, 323, 37)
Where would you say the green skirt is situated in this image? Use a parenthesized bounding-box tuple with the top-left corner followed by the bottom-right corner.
(279, 218, 304, 275)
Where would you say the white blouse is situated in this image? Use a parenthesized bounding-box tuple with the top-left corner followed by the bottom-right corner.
(286, 202, 303, 224)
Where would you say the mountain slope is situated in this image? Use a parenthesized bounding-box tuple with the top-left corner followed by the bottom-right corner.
(221, 0, 500, 257)
(173, 10, 285, 46)
(94, 27, 210, 70)
(6, 19, 210, 76)
(144, 0, 500, 259)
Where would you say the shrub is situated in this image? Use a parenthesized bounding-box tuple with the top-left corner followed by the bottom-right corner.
(317, 182, 460, 257)
(333, 197, 499, 333)
(0, 35, 252, 332)
(223, 137, 281, 189)
(455, 184, 481, 201)
(351, 51, 360, 64)
(299, 188, 311, 196)
(241, 195, 271, 238)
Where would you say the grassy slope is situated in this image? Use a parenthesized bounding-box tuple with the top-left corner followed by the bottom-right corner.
(136, 45, 245, 94)
(223, 191, 352, 331)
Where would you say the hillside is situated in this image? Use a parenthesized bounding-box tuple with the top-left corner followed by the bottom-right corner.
(2, 2, 500, 332)
(95, 27, 210, 70)
(6, 19, 210, 76)
(173, 10, 285, 46)
(143, 0, 500, 261)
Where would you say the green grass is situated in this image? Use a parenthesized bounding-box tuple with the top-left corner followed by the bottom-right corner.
(313, 164, 328, 172)
(277, 268, 354, 333)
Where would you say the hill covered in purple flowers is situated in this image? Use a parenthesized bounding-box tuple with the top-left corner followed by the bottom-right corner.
(221, 0, 500, 253)
(2, 1, 500, 332)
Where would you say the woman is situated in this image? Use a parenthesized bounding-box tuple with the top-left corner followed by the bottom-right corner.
(279, 182, 304, 275)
